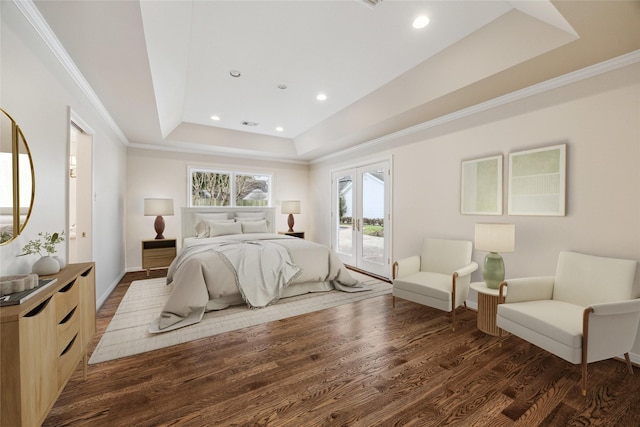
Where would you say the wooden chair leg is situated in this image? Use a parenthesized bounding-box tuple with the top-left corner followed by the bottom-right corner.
(581, 308, 593, 396)
(581, 360, 588, 396)
(625, 353, 634, 375)
(392, 295, 395, 308)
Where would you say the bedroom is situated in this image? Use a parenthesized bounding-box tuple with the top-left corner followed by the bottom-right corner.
(1, 0, 640, 425)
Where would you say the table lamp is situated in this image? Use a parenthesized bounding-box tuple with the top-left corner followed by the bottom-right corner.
(144, 198, 174, 239)
(474, 223, 515, 289)
(281, 200, 300, 232)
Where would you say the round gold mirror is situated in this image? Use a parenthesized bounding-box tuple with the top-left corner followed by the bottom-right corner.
(0, 108, 35, 245)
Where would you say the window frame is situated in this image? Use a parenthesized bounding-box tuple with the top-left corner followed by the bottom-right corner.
(188, 166, 272, 207)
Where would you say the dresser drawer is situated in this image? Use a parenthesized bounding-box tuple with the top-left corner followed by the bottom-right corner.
(57, 333, 81, 389)
(57, 306, 80, 355)
(55, 279, 79, 323)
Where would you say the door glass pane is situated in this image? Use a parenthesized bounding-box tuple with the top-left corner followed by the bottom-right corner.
(337, 174, 353, 255)
(361, 169, 385, 265)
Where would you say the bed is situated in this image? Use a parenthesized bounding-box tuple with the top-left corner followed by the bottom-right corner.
(149, 207, 367, 332)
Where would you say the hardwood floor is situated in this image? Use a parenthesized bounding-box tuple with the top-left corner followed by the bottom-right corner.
(44, 270, 640, 427)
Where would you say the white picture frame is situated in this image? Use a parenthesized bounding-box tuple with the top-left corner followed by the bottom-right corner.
(508, 144, 566, 216)
(460, 154, 503, 215)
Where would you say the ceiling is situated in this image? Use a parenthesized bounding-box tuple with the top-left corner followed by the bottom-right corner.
(32, 1, 640, 162)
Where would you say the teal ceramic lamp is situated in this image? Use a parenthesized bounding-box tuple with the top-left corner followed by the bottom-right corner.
(474, 223, 515, 289)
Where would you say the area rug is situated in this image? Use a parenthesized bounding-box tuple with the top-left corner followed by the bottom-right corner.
(89, 273, 392, 364)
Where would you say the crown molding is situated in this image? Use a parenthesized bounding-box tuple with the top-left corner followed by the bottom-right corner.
(311, 49, 640, 165)
(127, 142, 309, 166)
(13, 0, 129, 145)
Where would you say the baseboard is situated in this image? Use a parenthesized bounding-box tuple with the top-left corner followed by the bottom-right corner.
(96, 270, 125, 310)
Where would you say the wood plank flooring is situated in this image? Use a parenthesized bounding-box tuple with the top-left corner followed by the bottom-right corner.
(44, 270, 640, 426)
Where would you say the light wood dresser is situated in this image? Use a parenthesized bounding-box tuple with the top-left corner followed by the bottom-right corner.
(0, 262, 96, 427)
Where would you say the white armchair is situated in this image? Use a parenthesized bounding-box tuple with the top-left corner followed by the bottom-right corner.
(497, 251, 640, 395)
(392, 238, 478, 330)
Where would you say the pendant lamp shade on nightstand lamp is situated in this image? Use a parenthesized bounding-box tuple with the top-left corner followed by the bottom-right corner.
(475, 223, 515, 289)
(281, 200, 300, 232)
(144, 198, 174, 239)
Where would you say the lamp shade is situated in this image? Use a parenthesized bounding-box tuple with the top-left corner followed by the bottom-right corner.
(475, 223, 515, 253)
(281, 200, 301, 214)
(144, 198, 174, 216)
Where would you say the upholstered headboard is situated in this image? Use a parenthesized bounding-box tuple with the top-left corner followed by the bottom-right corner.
(181, 206, 276, 239)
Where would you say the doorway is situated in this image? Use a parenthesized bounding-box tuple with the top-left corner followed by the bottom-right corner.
(68, 112, 93, 263)
(331, 159, 391, 279)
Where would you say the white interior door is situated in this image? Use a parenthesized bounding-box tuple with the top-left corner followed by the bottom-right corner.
(332, 159, 391, 278)
(68, 116, 93, 263)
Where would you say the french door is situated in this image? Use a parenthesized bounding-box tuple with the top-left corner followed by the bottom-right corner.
(331, 159, 391, 278)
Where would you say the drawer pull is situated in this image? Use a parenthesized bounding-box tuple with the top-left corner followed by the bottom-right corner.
(25, 296, 52, 317)
(60, 307, 77, 324)
(60, 334, 78, 356)
(60, 279, 77, 293)
(81, 267, 93, 277)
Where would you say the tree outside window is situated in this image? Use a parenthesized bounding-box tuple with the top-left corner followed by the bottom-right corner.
(190, 168, 271, 207)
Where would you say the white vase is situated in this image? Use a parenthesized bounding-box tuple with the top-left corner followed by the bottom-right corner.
(53, 255, 67, 269)
(32, 256, 61, 276)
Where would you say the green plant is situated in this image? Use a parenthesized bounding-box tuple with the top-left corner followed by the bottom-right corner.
(19, 231, 65, 256)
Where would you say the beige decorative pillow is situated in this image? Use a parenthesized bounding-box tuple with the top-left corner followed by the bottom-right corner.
(241, 219, 269, 233)
(209, 221, 242, 237)
(194, 213, 230, 237)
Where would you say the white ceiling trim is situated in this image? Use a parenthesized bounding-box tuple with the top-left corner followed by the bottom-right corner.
(126, 141, 308, 166)
(14, 0, 129, 145)
(311, 49, 640, 165)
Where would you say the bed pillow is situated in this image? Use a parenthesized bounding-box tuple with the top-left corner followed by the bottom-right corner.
(234, 212, 265, 219)
(195, 218, 234, 238)
(241, 219, 269, 234)
(208, 221, 243, 237)
(234, 216, 263, 222)
(194, 213, 230, 237)
(195, 212, 229, 222)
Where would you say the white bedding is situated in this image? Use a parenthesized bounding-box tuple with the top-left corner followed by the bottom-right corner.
(150, 233, 366, 332)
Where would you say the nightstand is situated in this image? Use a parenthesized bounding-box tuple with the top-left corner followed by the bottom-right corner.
(470, 281, 507, 336)
(278, 231, 305, 239)
(142, 238, 177, 276)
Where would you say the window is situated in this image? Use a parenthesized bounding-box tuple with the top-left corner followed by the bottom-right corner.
(189, 167, 271, 207)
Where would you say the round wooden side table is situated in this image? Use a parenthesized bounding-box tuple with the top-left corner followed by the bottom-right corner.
(470, 282, 506, 336)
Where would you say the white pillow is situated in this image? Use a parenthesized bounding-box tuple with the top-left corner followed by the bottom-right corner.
(195, 212, 229, 222)
(209, 221, 243, 237)
(234, 216, 263, 222)
(241, 219, 269, 234)
(195, 219, 234, 238)
(234, 212, 265, 218)
(194, 213, 230, 237)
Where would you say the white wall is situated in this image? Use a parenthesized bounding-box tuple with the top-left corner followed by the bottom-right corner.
(310, 64, 640, 357)
(125, 148, 309, 270)
(0, 1, 127, 306)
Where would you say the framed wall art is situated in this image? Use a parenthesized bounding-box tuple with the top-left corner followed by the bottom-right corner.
(508, 143, 566, 216)
(460, 154, 502, 215)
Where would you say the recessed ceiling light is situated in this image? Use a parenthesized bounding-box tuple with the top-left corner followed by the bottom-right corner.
(316, 93, 327, 101)
(275, 126, 284, 132)
(413, 15, 430, 29)
(229, 70, 241, 78)
(210, 115, 220, 121)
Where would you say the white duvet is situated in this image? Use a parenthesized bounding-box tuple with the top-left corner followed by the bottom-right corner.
(150, 233, 365, 332)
